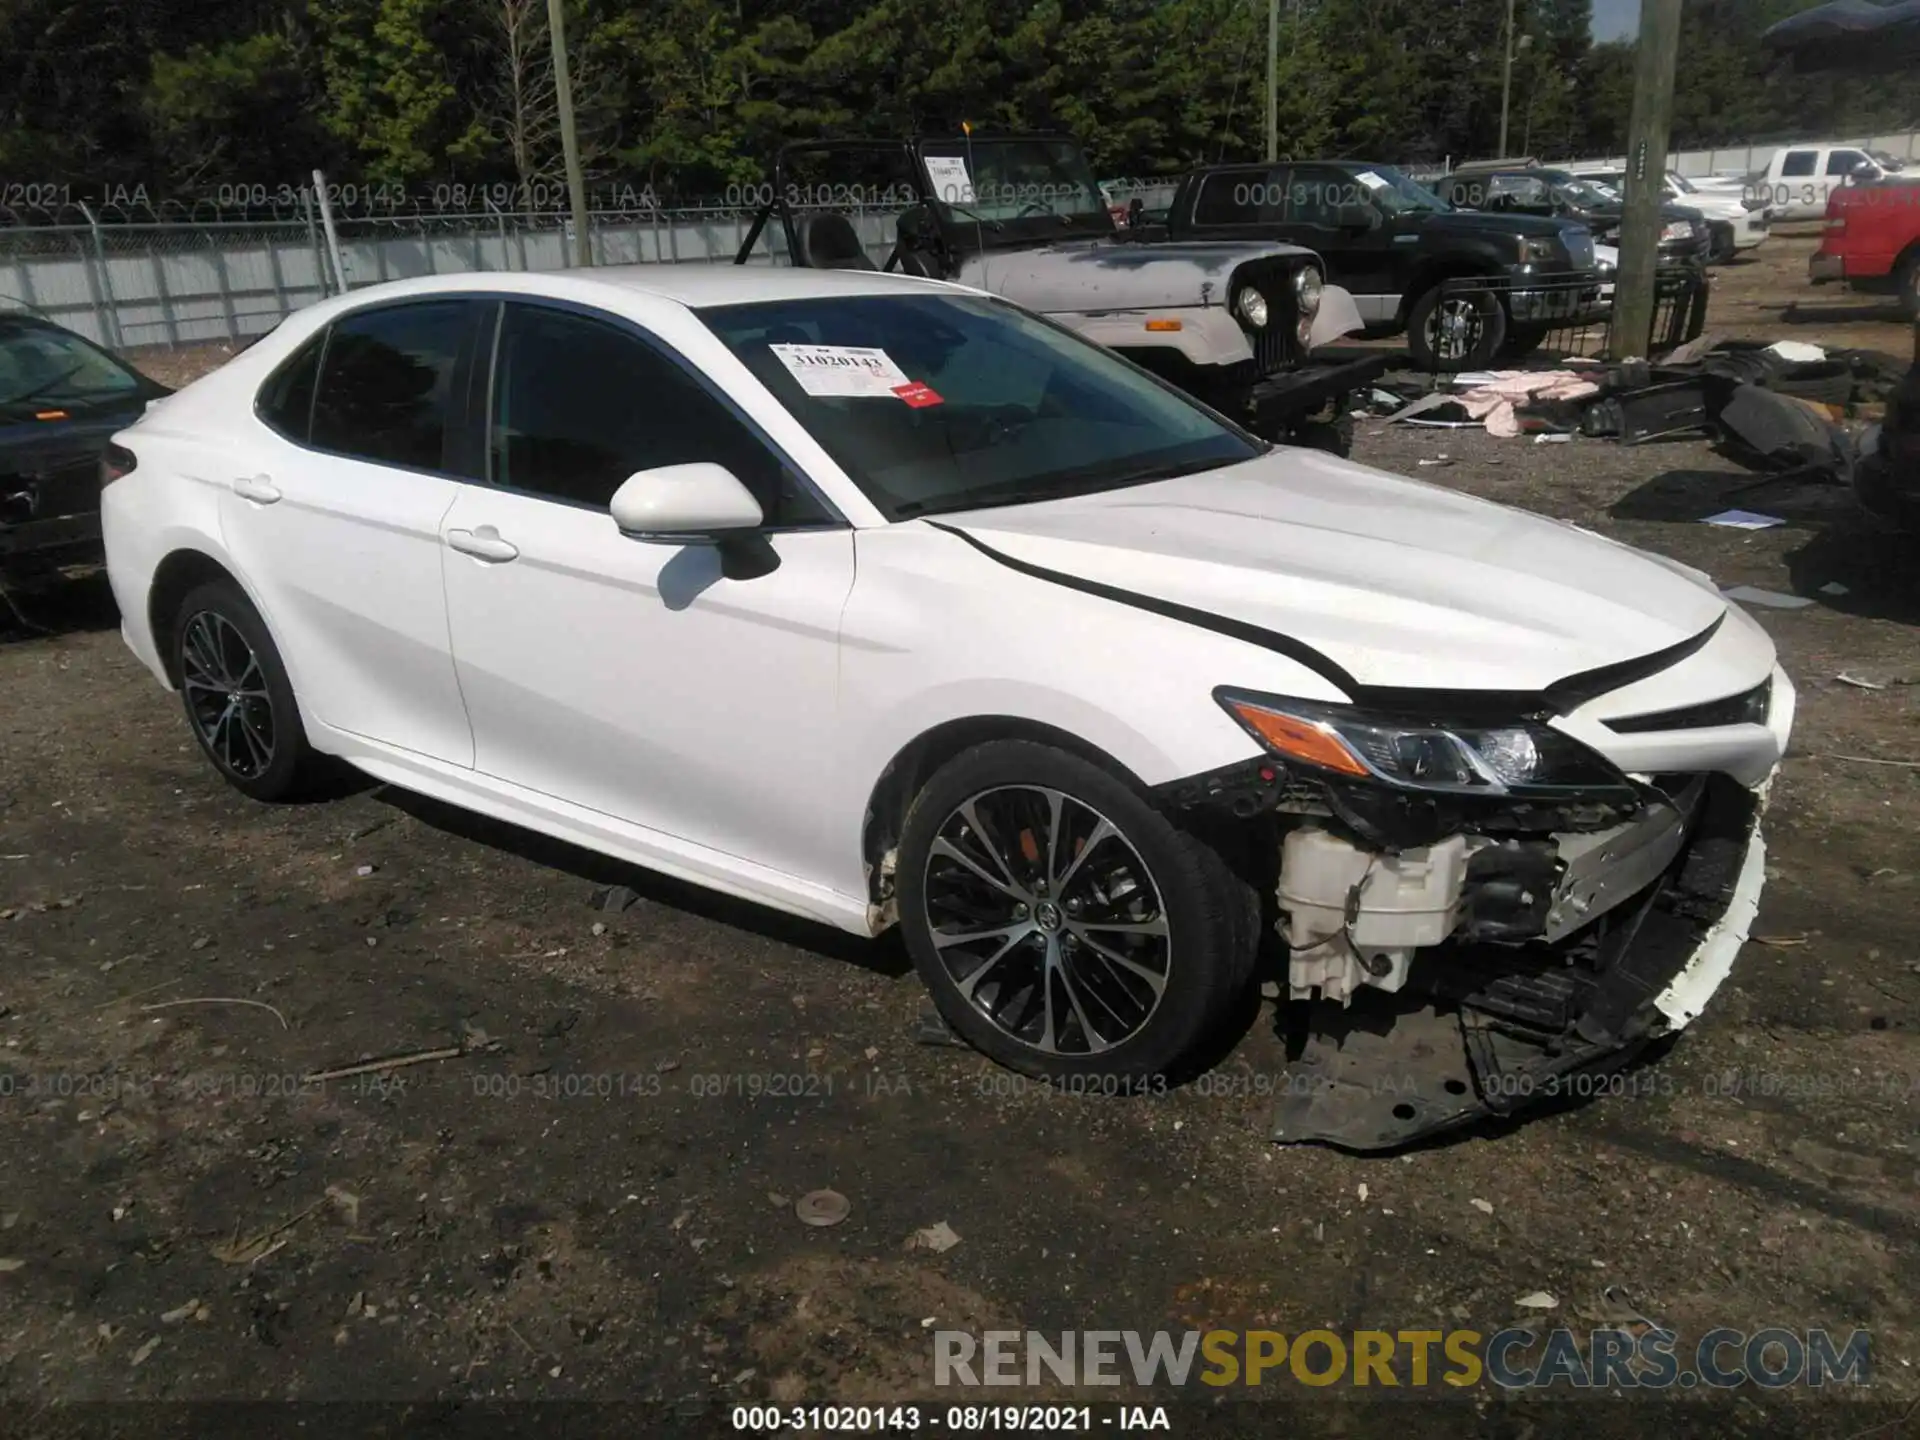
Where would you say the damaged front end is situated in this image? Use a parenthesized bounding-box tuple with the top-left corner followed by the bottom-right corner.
(1160, 678, 1788, 1149)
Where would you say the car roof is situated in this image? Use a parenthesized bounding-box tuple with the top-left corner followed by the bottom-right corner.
(300, 265, 965, 315)
(570, 264, 954, 308)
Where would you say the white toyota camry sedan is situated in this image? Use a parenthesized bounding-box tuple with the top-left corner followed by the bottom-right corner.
(103, 266, 1793, 1140)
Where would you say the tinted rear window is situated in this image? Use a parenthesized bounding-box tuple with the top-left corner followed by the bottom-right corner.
(310, 301, 471, 472)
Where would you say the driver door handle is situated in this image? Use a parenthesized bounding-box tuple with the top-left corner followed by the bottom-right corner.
(446, 526, 519, 563)
(231, 474, 282, 504)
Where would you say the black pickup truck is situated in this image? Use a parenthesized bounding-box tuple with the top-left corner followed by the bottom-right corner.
(1134, 159, 1603, 369)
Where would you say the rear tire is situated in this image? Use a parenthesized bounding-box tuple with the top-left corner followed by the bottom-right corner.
(897, 740, 1257, 1084)
(171, 579, 315, 802)
(1406, 283, 1506, 371)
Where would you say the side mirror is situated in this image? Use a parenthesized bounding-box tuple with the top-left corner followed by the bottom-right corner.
(1333, 202, 1377, 230)
(1127, 197, 1145, 229)
(610, 462, 762, 543)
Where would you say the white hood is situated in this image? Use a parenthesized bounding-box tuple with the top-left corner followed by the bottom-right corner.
(942, 449, 1729, 695)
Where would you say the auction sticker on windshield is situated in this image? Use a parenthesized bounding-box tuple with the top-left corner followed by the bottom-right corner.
(770, 343, 914, 398)
(1355, 171, 1388, 191)
(923, 155, 976, 204)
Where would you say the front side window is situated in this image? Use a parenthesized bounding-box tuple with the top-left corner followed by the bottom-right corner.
(701, 293, 1261, 521)
(1780, 150, 1816, 177)
(1286, 166, 1353, 225)
(1826, 149, 1869, 176)
(0, 321, 143, 414)
(310, 301, 471, 472)
(1193, 170, 1270, 226)
(488, 303, 830, 526)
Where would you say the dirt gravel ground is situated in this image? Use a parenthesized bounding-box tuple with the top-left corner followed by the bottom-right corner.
(0, 238, 1916, 1438)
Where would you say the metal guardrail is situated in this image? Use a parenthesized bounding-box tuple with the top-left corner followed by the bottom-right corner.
(1419, 266, 1709, 378)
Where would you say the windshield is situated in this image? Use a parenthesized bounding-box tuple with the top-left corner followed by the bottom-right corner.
(1555, 176, 1620, 207)
(701, 294, 1260, 521)
(916, 139, 1109, 225)
(1358, 165, 1451, 214)
(1667, 171, 1697, 193)
(0, 323, 142, 410)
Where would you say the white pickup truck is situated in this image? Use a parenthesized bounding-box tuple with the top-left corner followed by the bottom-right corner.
(1747, 143, 1896, 221)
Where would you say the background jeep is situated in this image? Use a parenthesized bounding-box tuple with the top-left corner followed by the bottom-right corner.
(735, 136, 1384, 448)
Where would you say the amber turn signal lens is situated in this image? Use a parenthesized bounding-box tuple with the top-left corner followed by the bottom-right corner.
(1143, 318, 1184, 332)
(1226, 702, 1369, 777)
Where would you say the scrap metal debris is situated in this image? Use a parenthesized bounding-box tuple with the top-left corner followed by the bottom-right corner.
(908, 1220, 962, 1253)
(1367, 339, 1905, 493)
(795, 1190, 850, 1228)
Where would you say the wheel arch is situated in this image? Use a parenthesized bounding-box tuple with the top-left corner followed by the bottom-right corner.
(1894, 238, 1920, 313)
(1400, 255, 1505, 323)
(147, 547, 246, 688)
(858, 715, 1152, 926)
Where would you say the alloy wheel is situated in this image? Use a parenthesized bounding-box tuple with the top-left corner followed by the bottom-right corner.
(921, 785, 1171, 1056)
(1428, 297, 1485, 364)
(180, 609, 275, 779)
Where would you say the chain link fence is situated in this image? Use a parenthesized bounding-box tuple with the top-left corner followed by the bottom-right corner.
(0, 183, 1180, 354)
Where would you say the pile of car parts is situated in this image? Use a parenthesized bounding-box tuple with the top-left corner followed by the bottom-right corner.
(1578, 339, 1902, 482)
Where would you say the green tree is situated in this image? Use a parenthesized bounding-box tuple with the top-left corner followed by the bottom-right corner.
(311, 0, 490, 183)
(146, 30, 336, 187)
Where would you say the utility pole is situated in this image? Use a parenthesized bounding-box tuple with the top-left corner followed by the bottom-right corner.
(1266, 0, 1279, 162)
(1498, 0, 1516, 156)
(547, 0, 591, 267)
(1610, 0, 1684, 360)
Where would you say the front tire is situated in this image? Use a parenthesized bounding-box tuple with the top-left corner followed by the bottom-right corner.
(896, 741, 1257, 1083)
(171, 579, 315, 802)
(1406, 283, 1506, 371)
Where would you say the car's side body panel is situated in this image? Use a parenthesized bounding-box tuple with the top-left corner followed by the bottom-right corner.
(108, 265, 1793, 987)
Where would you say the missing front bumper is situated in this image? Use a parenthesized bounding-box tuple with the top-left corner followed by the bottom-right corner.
(1270, 775, 1764, 1149)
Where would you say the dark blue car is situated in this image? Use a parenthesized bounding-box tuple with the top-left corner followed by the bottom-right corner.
(1, 311, 168, 581)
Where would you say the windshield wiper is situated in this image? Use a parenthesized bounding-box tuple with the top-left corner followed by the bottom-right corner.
(0, 363, 87, 408)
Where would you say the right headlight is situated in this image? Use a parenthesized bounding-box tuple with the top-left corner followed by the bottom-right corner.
(1661, 219, 1693, 242)
(1518, 237, 1561, 264)
(1292, 266, 1324, 314)
(1215, 690, 1635, 799)
(1233, 286, 1270, 328)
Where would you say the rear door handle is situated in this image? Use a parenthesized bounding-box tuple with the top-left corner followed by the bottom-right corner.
(231, 474, 281, 504)
(446, 526, 519, 563)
